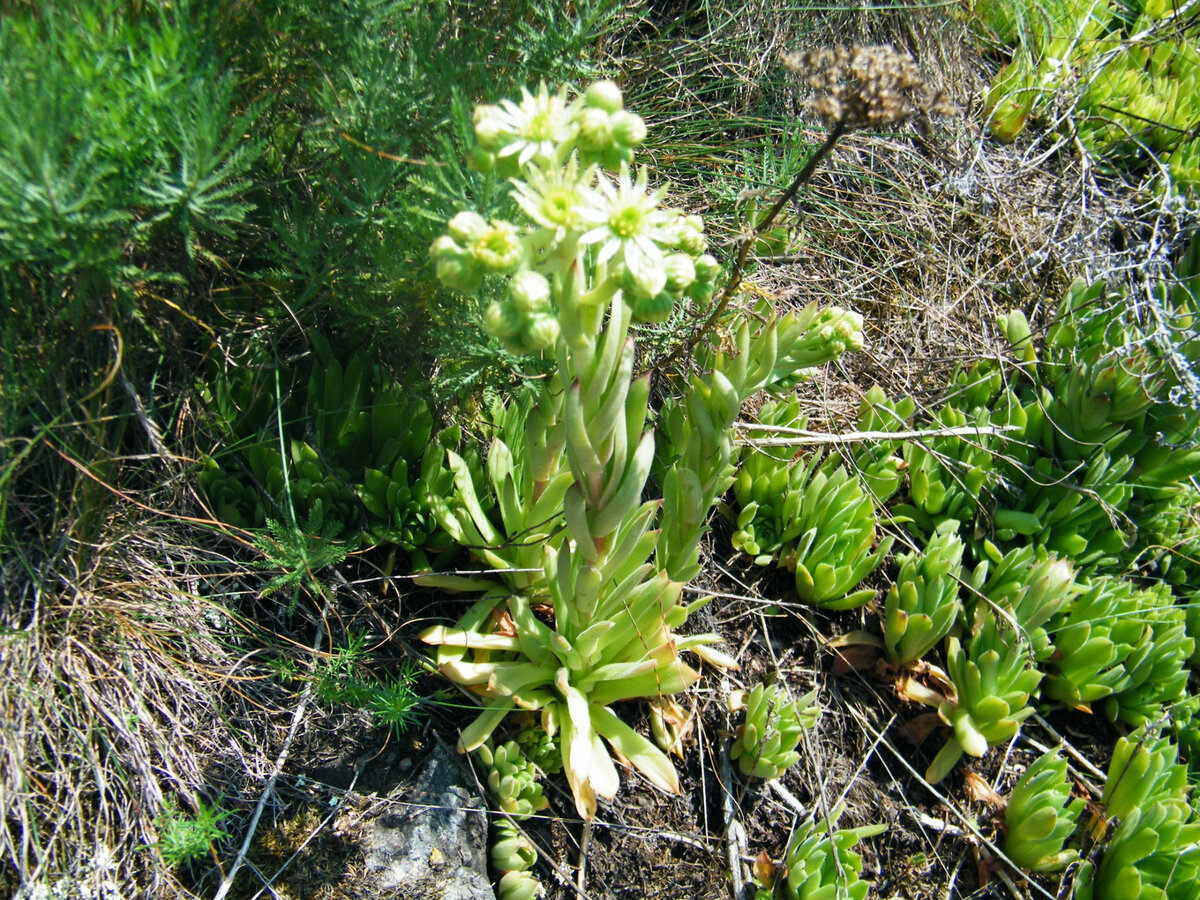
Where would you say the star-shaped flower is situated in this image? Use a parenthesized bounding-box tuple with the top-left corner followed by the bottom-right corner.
(577, 163, 674, 288)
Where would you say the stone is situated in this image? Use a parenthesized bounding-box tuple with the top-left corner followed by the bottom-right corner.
(362, 744, 495, 900)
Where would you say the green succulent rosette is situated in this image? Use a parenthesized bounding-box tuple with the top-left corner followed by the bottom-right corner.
(730, 682, 819, 780)
(926, 608, 1043, 783)
(1003, 749, 1085, 872)
(881, 520, 964, 667)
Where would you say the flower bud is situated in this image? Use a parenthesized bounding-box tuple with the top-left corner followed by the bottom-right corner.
(521, 313, 561, 351)
(448, 210, 489, 245)
(600, 145, 634, 171)
(585, 80, 624, 113)
(508, 268, 552, 313)
(473, 104, 508, 151)
(694, 253, 720, 282)
(622, 261, 666, 300)
(663, 253, 696, 293)
(577, 107, 615, 151)
(484, 300, 525, 339)
(632, 291, 675, 324)
(611, 110, 647, 147)
(675, 220, 707, 255)
(472, 220, 524, 273)
(686, 277, 717, 304)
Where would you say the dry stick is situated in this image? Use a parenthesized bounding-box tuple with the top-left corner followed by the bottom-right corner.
(719, 676, 746, 900)
(650, 120, 848, 377)
(734, 422, 1021, 446)
(212, 611, 329, 900)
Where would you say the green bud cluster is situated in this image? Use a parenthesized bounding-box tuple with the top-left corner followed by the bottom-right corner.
(431, 80, 720, 353)
(730, 682, 819, 780)
(753, 808, 886, 900)
(881, 520, 964, 667)
(1003, 750, 1085, 872)
(470, 81, 647, 177)
(926, 608, 1043, 783)
(766, 302, 866, 395)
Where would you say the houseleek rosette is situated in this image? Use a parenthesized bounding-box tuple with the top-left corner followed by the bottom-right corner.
(925, 608, 1042, 783)
(729, 682, 819, 780)
(729, 396, 810, 565)
(1003, 749, 1084, 872)
(784, 463, 893, 610)
(969, 542, 1078, 663)
(1074, 731, 1200, 900)
(1040, 575, 1142, 709)
(881, 520, 963, 667)
(753, 806, 885, 900)
(840, 385, 914, 504)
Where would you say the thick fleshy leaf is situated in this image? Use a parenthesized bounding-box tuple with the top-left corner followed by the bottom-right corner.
(591, 704, 680, 794)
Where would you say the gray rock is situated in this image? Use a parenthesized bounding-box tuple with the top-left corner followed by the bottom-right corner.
(363, 744, 496, 900)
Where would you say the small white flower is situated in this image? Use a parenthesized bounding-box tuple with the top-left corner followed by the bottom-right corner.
(494, 83, 578, 169)
(577, 164, 674, 287)
(510, 154, 590, 237)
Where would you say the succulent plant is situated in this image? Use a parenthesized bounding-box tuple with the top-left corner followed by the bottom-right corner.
(968, 542, 1079, 663)
(1074, 730, 1200, 900)
(1040, 575, 1143, 709)
(783, 462, 894, 610)
(926, 608, 1043, 783)
(1104, 583, 1193, 728)
(895, 404, 997, 539)
(839, 386, 915, 505)
(477, 740, 550, 820)
(730, 682, 819, 780)
(729, 396, 812, 565)
(881, 520, 964, 667)
(1002, 749, 1085, 872)
(753, 807, 886, 900)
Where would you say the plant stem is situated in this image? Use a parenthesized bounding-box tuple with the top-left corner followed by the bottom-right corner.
(650, 120, 848, 375)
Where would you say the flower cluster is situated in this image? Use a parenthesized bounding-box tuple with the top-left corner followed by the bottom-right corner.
(430, 81, 720, 354)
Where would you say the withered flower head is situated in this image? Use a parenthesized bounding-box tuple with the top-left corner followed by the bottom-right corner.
(781, 45, 956, 130)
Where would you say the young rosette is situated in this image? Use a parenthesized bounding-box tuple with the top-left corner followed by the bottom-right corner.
(783, 462, 893, 610)
(1003, 749, 1085, 872)
(925, 608, 1043, 783)
(753, 807, 885, 900)
(881, 520, 964, 667)
(729, 396, 811, 565)
(729, 682, 819, 780)
(969, 542, 1078, 663)
(477, 740, 549, 820)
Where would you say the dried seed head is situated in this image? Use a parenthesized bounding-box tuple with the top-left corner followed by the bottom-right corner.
(781, 45, 956, 129)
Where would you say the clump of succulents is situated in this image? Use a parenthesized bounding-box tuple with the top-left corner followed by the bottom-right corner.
(729, 396, 811, 565)
(1003, 749, 1085, 872)
(1074, 730, 1200, 900)
(752, 807, 886, 900)
(924, 608, 1043, 783)
(969, 542, 1079, 663)
(476, 739, 547, 900)
(840, 386, 914, 504)
(881, 520, 964, 667)
(729, 682, 820, 780)
(197, 343, 456, 567)
(784, 462, 894, 610)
